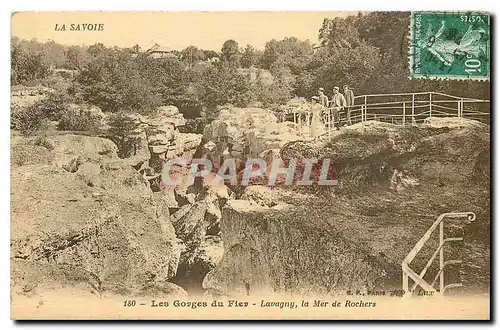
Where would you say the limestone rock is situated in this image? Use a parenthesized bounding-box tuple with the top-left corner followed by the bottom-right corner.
(11, 160, 180, 296)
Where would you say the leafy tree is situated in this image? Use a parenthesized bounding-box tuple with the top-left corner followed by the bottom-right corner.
(312, 41, 381, 94)
(181, 46, 206, 66)
(65, 46, 87, 70)
(107, 112, 143, 158)
(194, 63, 252, 116)
(11, 38, 51, 85)
(221, 39, 240, 65)
(71, 49, 161, 114)
(318, 16, 361, 49)
(240, 44, 259, 68)
(88, 43, 108, 57)
(261, 37, 313, 74)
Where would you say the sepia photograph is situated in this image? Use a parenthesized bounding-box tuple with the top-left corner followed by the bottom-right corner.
(9, 11, 491, 320)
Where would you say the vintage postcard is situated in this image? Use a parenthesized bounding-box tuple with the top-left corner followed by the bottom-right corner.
(10, 11, 490, 320)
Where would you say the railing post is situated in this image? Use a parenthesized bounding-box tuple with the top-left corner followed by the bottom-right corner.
(403, 271, 409, 297)
(412, 94, 415, 125)
(364, 96, 367, 122)
(429, 92, 432, 118)
(457, 100, 461, 118)
(402, 102, 406, 128)
(439, 221, 444, 295)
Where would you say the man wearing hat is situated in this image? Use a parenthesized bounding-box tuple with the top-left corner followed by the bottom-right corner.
(318, 87, 329, 108)
(330, 86, 347, 129)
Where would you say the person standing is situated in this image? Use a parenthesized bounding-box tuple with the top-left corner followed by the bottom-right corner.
(330, 86, 346, 129)
(318, 87, 329, 108)
(309, 96, 323, 138)
(344, 84, 355, 125)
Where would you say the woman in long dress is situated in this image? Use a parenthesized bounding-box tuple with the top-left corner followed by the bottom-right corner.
(309, 96, 323, 138)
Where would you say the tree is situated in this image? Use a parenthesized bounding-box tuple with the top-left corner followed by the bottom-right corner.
(318, 16, 360, 49)
(65, 46, 87, 70)
(221, 39, 240, 65)
(88, 43, 108, 57)
(71, 49, 161, 114)
(11, 38, 50, 85)
(261, 37, 313, 74)
(240, 44, 259, 68)
(181, 46, 206, 66)
(194, 64, 252, 114)
(312, 41, 381, 94)
(107, 112, 143, 158)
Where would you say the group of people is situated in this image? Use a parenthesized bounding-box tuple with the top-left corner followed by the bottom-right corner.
(311, 85, 355, 130)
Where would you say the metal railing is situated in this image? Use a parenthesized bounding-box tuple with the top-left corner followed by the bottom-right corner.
(327, 91, 490, 127)
(401, 212, 476, 297)
(283, 91, 489, 139)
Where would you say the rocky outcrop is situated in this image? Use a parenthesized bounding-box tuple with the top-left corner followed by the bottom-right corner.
(203, 106, 303, 159)
(202, 120, 491, 298)
(203, 198, 389, 298)
(133, 106, 202, 173)
(10, 134, 183, 298)
(170, 185, 230, 294)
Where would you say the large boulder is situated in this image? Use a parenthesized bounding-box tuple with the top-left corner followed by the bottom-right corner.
(11, 134, 118, 170)
(203, 106, 302, 158)
(11, 163, 181, 297)
(11, 134, 183, 298)
(202, 199, 391, 297)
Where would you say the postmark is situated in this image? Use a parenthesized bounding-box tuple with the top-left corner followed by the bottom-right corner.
(410, 11, 490, 80)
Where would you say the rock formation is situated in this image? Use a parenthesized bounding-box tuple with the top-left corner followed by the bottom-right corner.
(11, 134, 185, 298)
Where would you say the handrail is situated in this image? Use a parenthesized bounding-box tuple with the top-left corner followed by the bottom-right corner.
(284, 91, 490, 133)
(353, 91, 489, 102)
(402, 212, 476, 297)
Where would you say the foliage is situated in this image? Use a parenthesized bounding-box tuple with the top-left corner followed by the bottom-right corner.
(194, 63, 253, 117)
(251, 65, 294, 108)
(261, 37, 313, 74)
(57, 106, 102, 132)
(11, 104, 49, 135)
(312, 41, 381, 93)
(181, 46, 206, 65)
(106, 112, 143, 158)
(33, 91, 75, 121)
(12, 15, 490, 127)
(70, 49, 162, 114)
(65, 46, 87, 70)
(221, 39, 240, 65)
(11, 38, 51, 85)
(240, 44, 260, 68)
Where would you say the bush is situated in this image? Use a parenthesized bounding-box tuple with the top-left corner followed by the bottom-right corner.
(178, 117, 209, 134)
(32, 136, 56, 151)
(11, 104, 49, 135)
(11, 144, 54, 167)
(34, 91, 74, 121)
(57, 106, 102, 132)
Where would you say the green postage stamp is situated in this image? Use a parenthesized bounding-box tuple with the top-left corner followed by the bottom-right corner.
(410, 11, 490, 80)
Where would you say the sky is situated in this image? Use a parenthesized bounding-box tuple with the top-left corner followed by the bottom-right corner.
(11, 11, 357, 51)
